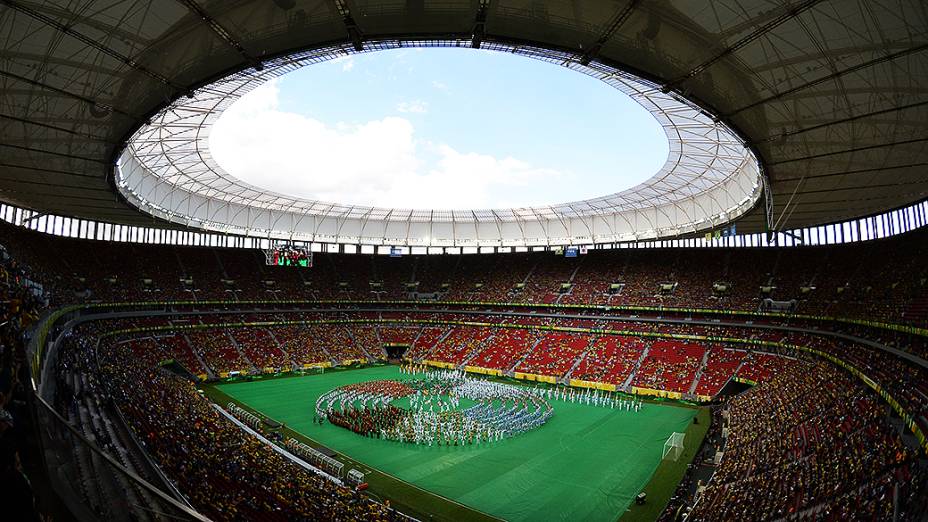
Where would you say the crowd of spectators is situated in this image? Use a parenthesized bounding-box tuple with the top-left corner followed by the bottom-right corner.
(694, 345, 746, 396)
(271, 326, 333, 366)
(572, 336, 644, 385)
(3, 217, 928, 519)
(429, 327, 494, 365)
(467, 328, 543, 371)
(686, 359, 925, 520)
(631, 341, 706, 394)
(230, 327, 287, 369)
(403, 327, 447, 360)
(91, 333, 392, 520)
(378, 327, 421, 346)
(2, 220, 927, 328)
(0, 242, 46, 520)
(515, 332, 591, 377)
(304, 325, 368, 362)
(186, 329, 252, 374)
(349, 326, 384, 360)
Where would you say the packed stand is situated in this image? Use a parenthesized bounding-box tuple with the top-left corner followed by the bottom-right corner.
(688, 360, 924, 521)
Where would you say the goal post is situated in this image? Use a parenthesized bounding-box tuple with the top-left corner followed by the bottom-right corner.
(662, 432, 685, 461)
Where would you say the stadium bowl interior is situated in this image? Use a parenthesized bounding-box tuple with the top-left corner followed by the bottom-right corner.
(1, 1, 927, 521)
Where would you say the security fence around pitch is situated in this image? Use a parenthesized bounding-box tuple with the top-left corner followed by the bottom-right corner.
(284, 438, 345, 479)
(225, 402, 346, 479)
(227, 403, 264, 431)
(95, 315, 928, 454)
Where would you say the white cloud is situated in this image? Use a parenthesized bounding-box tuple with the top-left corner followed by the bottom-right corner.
(431, 80, 448, 91)
(395, 100, 428, 114)
(210, 79, 569, 210)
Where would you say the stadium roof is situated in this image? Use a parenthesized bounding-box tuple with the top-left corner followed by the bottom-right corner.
(116, 42, 760, 246)
(2, 0, 927, 243)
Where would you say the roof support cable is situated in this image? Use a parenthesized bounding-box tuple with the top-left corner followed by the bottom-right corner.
(772, 176, 805, 234)
(1, 0, 182, 91)
(0, 113, 113, 142)
(333, 0, 364, 52)
(0, 69, 136, 119)
(664, 0, 823, 91)
(750, 99, 928, 145)
(471, 0, 490, 49)
(726, 43, 928, 119)
(571, 0, 640, 66)
(175, 0, 263, 70)
(766, 137, 928, 166)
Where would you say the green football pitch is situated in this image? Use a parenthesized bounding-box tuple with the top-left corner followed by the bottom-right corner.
(213, 366, 699, 522)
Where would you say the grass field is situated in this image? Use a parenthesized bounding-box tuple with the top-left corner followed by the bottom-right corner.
(212, 366, 702, 522)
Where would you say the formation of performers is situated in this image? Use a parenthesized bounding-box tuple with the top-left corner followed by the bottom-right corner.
(399, 362, 429, 375)
(314, 367, 643, 446)
(531, 384, 643, 411)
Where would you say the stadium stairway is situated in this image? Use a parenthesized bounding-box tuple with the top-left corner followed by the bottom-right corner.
(225, 331, 258, 373)
(346, 328, 377, 361)
(180, 332, 216, 379)
(158, 332, 211, 378)
(417, 326, 454, 361)
(73, 379, 153, 521)
(62, 374, 105, 515)
(373, 327, 387, 358)
(172, 249, 187, 282)
(688, 350, 712, 394)
(519, 259, 541, 290)
(714, 359, 748, 396)
(319, 342, 339, 367)
(408, 327, 426, 356)
(264, 328, 291, 364)
(554, 261, 586, 305)
(97, 407, 163, 521)
(621, 344, 650, 389)
(561, 339, 596, 383)
(457, 331, 498, 369)
(506, 336, 545, 374)
(222, 330, 258, 372)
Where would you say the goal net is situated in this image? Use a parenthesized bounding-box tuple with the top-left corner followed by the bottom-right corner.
(662, 432, 685, 461)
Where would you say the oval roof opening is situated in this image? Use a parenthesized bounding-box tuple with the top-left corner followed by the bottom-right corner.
(209, 48, 669, 210)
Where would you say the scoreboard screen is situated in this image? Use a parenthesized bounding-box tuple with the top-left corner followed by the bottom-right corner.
(265, 245, 313, 267)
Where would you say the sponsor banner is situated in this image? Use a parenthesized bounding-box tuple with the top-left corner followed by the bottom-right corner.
(423, 360, 455, 369)
(464, 365, 503, 376)
(514, 372, 556, 384)
(568, 379, 617, 392)
(632, 386, 683, 400)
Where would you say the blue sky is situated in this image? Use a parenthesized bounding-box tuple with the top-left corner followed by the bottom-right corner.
(210, 48, 668, 209)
